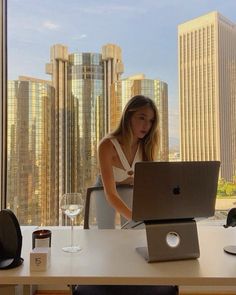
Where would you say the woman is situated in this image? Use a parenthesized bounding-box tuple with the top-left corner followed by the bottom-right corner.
(98, 94, 160, 221)
(73, 96, 178, 294)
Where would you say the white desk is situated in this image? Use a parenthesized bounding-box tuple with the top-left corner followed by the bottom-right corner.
(1, 225, 236, 286)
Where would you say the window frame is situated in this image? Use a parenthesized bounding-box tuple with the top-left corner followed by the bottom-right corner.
(0, 0, 7, 210)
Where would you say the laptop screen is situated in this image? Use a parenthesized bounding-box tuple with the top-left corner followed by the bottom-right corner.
(132, 161, 220, 222)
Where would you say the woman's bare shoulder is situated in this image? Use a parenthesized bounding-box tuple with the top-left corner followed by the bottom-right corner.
(98, 136, 114, 153)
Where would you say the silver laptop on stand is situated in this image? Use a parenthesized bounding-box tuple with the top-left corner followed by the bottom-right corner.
(132, 161, 220, 262)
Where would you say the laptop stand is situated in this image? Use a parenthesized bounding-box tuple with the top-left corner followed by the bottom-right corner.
(136, 219, 200, 262)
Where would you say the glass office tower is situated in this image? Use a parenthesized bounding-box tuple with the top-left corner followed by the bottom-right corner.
(178, 11, 236, 181)
(110, 74, 169, 161)
(6, 43, 125, 225)
(68, 52, 104, 192)
(102, 44, 124, 133)
(45, 44, 69, 205)
(46, 44, 123, 204)
(7, 77, 56, 225)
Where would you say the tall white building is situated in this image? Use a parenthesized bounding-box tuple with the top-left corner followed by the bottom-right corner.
(178, 11, 236, 181)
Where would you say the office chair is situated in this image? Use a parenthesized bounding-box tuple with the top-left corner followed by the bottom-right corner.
(83, 184, 133, 229)
(73, 185, 179, 295)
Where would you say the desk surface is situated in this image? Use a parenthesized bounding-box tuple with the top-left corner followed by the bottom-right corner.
(1, 225, 236, 286)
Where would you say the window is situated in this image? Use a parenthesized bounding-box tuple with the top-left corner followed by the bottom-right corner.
(3, 1, 236, 225)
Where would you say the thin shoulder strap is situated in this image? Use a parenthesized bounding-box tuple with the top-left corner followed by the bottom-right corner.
(131, 144, 141, 170)
(110, 138, 131, 170)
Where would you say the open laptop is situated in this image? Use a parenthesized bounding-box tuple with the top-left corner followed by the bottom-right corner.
(132, 161, 220, 222)
(128, 161, 220, 262)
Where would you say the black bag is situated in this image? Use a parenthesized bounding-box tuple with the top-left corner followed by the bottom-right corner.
(0, 209, 24, 269)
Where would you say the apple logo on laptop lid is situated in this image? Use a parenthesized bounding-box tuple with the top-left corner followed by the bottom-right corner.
(172, 185, 181, 195)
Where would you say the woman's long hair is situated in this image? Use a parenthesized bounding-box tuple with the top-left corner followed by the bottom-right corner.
(110, 95, 160, 161)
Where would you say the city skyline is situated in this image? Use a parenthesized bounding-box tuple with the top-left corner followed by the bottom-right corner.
(8, 0, 236, 141)
(7, 45, 169, 225)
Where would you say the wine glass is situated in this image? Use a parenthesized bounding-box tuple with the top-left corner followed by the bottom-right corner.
(60, 192, 84, 253)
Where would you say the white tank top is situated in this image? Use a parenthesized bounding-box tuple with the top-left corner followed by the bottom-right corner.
(110, 138, 142, 183)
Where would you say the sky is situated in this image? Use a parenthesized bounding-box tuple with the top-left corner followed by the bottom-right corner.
(7, 0, 236, 143)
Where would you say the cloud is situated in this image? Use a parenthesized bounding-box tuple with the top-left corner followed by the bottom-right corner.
(42, 21, 60, 30)
(78, 34, 87, 40)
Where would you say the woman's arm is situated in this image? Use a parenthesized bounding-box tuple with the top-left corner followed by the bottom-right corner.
(98, 139, 132, 220)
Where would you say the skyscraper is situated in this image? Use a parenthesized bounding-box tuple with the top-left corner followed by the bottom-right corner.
(67, 51, 105, 192)
(46, 44, 123, 210)
(178, 11, 236, 181)
(102, 44, 124, 133)
(7, 76, 56, 225)
(110, 74, 169, 160)
(45, 44, 69, 202)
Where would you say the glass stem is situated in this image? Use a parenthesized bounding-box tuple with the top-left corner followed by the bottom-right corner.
(71, 217, 74, 247)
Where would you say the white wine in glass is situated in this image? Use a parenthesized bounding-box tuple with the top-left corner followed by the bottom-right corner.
(60, 193, 83, 253)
